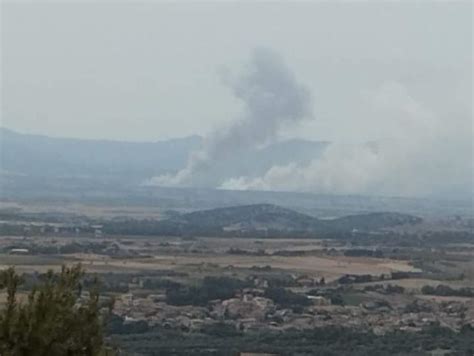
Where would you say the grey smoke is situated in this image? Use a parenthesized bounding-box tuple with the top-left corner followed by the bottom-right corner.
(150, 51, 472, 199)
(150, 48, 313, 187)
(220, 81, 473, 198)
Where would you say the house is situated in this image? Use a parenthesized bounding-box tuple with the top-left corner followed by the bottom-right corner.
(9, 248, 29, 255)
(308, 295, 331, 306)
(91, 224, 103, 237)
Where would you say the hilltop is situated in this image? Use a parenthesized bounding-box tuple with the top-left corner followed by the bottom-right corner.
(103, 204, 422, 237)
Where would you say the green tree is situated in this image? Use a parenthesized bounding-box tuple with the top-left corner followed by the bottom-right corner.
(0, 264, 112, 356)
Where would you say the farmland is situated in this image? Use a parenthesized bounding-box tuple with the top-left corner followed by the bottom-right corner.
(0, 199, 473, 355)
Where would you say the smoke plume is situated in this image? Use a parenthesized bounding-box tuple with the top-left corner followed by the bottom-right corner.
(220, 81, 473, 198)
(149, 48, 312, 187)
(149, 53, 472, 199)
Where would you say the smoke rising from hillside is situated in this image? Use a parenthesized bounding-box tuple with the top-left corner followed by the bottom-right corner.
(150, 48, 312, 187)
(149, 50, 472, 198)
(220, 81, 473, 198)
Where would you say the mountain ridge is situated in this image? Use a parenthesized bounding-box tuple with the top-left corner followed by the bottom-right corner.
(0, 127, 327, 181)
(173, 203, 422, 233)
(102, 203, 422, 237)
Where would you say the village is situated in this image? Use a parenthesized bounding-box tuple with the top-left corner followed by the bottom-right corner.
(107, 271, 473, 336)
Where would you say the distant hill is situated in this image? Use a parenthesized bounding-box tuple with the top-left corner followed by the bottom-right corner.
(2, 128, 470, 219)
(173, 204, 422, 234)
(176, 204, 319, 232)
(103, 203, 422, 237)
(0, 128, 200, 180)
(0, 128, 327, 182)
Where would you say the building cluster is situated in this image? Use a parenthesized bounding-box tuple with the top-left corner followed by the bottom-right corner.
(110, 288, 474, 335)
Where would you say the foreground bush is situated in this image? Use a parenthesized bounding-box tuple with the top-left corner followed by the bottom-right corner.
(0, 264, 112, 356)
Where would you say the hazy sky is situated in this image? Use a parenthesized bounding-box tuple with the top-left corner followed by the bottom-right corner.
(1, 1, 472, 143)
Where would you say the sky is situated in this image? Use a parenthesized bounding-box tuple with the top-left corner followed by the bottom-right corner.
(2, 1, 472, 144)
